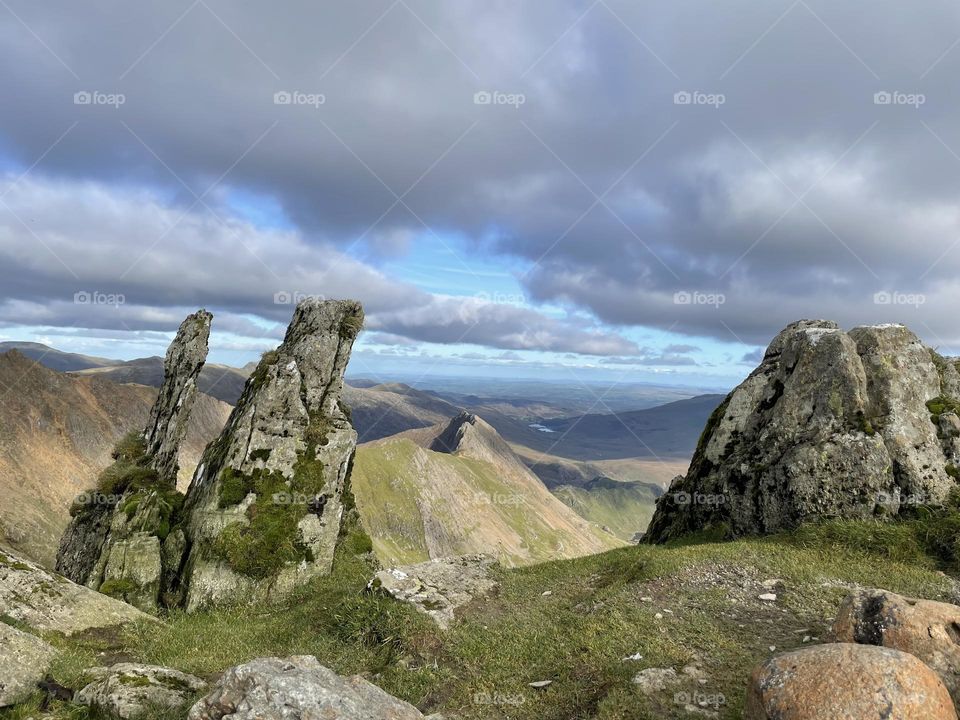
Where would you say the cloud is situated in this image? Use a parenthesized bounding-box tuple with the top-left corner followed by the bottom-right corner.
(0, 173, 637, 356)
(2, 1, 960, 354)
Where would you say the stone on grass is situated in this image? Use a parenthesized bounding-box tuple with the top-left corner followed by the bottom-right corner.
(745, 643, 956, 719)
(76, 663, 207, 720)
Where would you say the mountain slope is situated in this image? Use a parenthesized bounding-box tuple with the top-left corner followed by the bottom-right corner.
(0, 351, 231, 567)
(351, 412, 624, 567)
(552, 477, 662, 542)
(491, 394, 726, 461)
(0, 342, 116, 372)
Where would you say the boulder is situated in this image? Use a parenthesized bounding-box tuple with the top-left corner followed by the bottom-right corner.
(745, 643, 957, 719)
(830, 588, 960, 702)
(0, 547, 154, 636)
(0, 623, 58, 707)
(646, 321, 960, 542)
(187, 655, 429, 720)
(56, 310, 212, 612)
(76, 663, 207, 719)
(174, 299, 363, 611)
(369, 555, 498, 629)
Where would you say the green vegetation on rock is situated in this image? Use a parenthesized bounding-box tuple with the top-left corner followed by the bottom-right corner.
(927, 395, 960, 425)
(212, 413, 335, 580)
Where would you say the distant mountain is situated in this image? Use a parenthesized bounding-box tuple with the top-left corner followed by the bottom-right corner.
(351, 412, 624, 567)
(73, 356, 250, 405)
(0, 350, 231, 567)
(509, 442, 689, 490)
(477, 394, 727, 461)
(0, 342, 116, 372)
(343, 382, 462, 442)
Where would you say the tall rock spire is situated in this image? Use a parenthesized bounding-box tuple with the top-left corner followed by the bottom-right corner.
(55, 311, 212, 611)
(144, 310, 213, 483)
(169, 298, 364, 612)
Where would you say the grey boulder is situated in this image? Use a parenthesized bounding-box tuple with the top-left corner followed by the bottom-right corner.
(188, 655, 430, 720)
(0, 623, 58, 707)
(369, 555, 498, 629)
(75, 663, 207, 719)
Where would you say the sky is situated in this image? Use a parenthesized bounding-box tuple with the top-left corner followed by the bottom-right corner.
(1, 1, 960, 389)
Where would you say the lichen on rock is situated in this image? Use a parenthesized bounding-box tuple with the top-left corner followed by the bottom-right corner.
(55, 311, 212, 612)
(172, 298, 364, 612)
(646, 320, 960, 543)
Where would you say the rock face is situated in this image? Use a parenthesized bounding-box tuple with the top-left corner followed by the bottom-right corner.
(0, 623, 59, 707)
(745, 643, 957, 719)
(369, 555, 499, 628)
(76, 663, 207, 720)
(646, 321, 960, 542)
(830, 588, 960, 703)
(55, 311, 212, 612)
(188, 655, 429, 720)
(0, 547, 154, 635)
(172, 299, 363, 612)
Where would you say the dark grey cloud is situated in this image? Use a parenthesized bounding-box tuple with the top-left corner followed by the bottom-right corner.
(2, 1, 960, 351)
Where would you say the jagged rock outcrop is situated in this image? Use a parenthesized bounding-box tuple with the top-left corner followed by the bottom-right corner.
(143, 311, 214, 484)
(188, 656, 437, 720)
(646, 320, 960, 542)
(171, 299, 363, 612)
(55, 311, 212, 611)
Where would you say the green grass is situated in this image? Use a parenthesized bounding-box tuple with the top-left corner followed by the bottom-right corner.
(8, 517, 960, 720)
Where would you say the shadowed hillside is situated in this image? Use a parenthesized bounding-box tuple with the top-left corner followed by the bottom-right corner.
(0, 351, 231, 567)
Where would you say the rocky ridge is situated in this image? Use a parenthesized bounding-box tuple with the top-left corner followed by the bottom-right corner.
(646, 320, 960, 542)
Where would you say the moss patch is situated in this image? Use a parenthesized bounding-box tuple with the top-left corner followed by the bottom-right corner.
(212, 416, 333, 579)
(927, 395, 960, 425)
(99, 578, 138, 602)
(339, 310, 364, 339)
